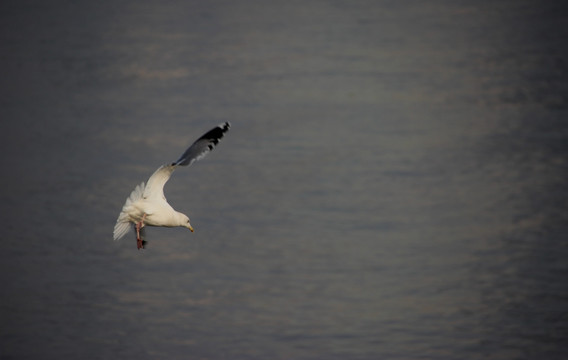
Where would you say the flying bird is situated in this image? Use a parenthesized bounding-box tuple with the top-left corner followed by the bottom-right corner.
(113, 122, 230, 249)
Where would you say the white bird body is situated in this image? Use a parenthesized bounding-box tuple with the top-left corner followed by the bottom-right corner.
(113, 122, 230, 249)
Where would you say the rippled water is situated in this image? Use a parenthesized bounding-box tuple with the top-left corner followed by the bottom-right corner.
(1, 1, 567, 359)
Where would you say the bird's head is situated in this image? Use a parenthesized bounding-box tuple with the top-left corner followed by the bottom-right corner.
(178, 213, 194, 232)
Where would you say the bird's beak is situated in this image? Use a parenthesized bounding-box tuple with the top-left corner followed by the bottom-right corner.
(189, 225, 194, 232)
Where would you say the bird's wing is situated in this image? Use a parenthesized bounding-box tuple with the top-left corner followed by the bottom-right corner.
(142, 164, 176, 201)
(142, 122, 231, 201)
(173, 122, 231, 166)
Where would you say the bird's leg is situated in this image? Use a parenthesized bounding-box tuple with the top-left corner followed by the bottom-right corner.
(136, 214, 147, 250)
(136, 223, 142, 250)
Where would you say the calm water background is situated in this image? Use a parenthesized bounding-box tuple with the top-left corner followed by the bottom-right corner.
(1, 1, 567, 359)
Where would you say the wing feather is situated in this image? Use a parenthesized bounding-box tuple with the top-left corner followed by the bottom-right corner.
(143, 165, 176, 201)
(174, 122, 230, 166)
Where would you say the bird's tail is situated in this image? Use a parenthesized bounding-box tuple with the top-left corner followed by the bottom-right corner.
(113, 182, 145, 241)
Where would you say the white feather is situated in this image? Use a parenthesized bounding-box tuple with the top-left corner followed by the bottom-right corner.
(113, 182, 145, 241)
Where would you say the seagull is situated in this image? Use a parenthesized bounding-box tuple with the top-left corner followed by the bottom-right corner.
(113, 122, 230, 249)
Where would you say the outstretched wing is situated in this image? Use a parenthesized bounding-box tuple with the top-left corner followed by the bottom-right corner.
(142, 122, 231, 201)
(174, 122, 231, 166)
(143, 165, 176, 201)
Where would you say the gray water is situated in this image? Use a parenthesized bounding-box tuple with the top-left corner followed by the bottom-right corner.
(1, 1, 567, 359)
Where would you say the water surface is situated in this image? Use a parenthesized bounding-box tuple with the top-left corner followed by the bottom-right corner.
(1, 1, 567, 359)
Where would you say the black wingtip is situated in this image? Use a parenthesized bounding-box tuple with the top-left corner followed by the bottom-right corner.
(197, 121, 231, 144)
(173, 122, 231, 166)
